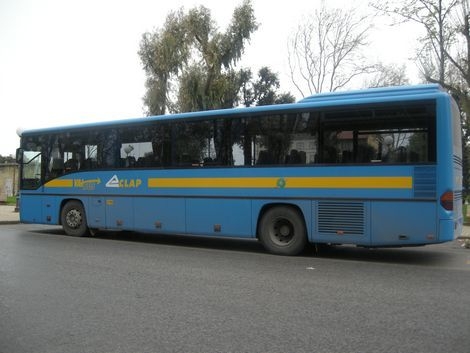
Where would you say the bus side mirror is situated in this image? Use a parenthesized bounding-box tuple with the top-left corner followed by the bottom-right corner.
(16, 148, 24, 164)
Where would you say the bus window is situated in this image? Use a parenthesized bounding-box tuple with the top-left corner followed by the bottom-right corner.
(97, 129, 120, 168)
(21, 150, 42, 189)
(320, 103, 434, 164)
(119, 125, 155, 168)
(174, 120, 213, 167)
(250, 112, 317, 166)
(84, 144, 98, 169)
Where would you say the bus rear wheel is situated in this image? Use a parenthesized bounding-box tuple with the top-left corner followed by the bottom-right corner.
(258, 206, 307, 255)
(61, 200, 89, 237)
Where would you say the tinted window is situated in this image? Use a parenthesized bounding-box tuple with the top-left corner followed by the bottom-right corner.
(20, 100, 436, 187)
(320, 103, 435, 164)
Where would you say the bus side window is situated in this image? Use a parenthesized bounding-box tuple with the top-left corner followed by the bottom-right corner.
(323, 146, 338, 163)
(98, 129, 120, 168)
(357, 143, 375, 163)
(64, 158, 79, 172)
(286, 149, 306, 164)
(50, 157, 64, 177)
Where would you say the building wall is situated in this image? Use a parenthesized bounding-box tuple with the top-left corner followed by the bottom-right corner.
(0, 164, 18, 202)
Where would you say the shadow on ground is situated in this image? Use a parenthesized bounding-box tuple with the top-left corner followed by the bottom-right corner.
(27, 225, 459, 267)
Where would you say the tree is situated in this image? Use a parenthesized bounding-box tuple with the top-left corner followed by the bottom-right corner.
(364, 63, 410, 88)
(138, 1, 258, 115)
(372, 0, 470, 192)
(371, 0, 460, 87)
(241, 67, 295, 107)
(0, 155, 15, 164)
(287, 2, 374, 96)
(139, 3, 297, 168)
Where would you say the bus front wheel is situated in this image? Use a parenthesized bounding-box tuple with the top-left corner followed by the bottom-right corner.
(258, 206, 307, 255)
(61, 200, 89, 237)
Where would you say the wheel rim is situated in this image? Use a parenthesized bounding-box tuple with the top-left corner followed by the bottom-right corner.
(270, 217, 294, 246)
(66, 209, 82, 229)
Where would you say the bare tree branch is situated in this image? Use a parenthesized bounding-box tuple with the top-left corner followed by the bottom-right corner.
(287, 3, 373, 95)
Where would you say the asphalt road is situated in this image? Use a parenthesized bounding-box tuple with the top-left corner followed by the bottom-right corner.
(1, 224, 470, 353)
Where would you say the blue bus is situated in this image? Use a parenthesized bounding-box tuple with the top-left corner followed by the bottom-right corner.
(17, 84, 463, 255)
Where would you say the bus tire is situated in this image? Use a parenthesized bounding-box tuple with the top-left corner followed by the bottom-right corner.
(258, 206, 307, 255)
(61, 200, 89, 237)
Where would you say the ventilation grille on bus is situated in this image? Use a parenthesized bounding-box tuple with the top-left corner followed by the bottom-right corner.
(413, 166, 436, 198)
(317, 201, 365, 235)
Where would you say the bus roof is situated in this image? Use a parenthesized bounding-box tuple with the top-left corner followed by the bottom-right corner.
(20, 84, 447, 137)
(298, 83, 445, 103)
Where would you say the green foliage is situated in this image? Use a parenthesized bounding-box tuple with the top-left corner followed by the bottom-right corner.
(6, 196, 17, 205)
(138, 1, 260, 115)
(241, 67, 295, 107)
(0, 155, 15, 164)
(138, 2, 296, 165)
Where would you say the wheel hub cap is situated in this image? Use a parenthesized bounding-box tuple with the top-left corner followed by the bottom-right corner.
(66, 210, 82, 229)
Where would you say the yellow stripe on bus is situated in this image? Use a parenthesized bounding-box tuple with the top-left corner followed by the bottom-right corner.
(44, 179, 74, 188)
(147, 176, 412, 189)
(287, 176, 412, 189)
(44, 176, 412, 189)
(148, 177, 277, 188)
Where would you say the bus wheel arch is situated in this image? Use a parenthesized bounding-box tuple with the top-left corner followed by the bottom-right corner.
(60, 199, 89, 237)
(257, 204, 307, 255)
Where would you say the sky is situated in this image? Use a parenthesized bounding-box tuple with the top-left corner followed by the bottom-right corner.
(0, 0, 422, 156)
